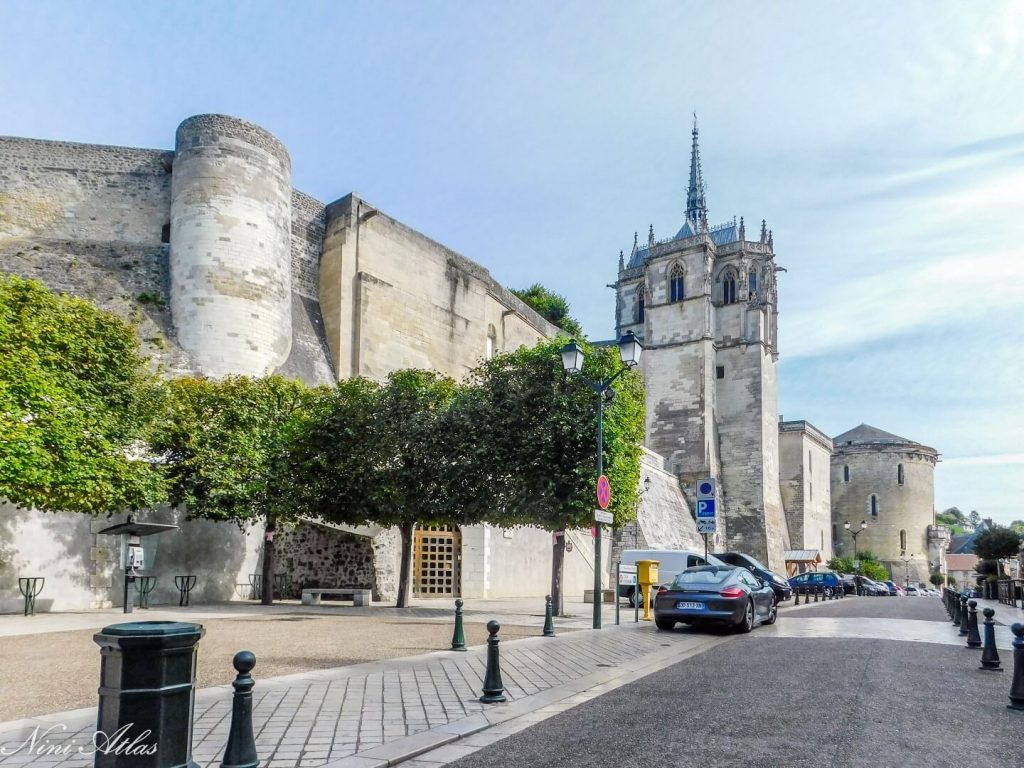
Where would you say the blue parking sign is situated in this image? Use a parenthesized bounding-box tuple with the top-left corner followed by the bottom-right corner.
(696, 499, 716, 518)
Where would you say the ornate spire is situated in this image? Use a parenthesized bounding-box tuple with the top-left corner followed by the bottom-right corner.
(631, 231, 638, 256)
(648, 224, 655, 247)
(685, 113, 709, 232)
(760, 219, 768, 243)
(739, 216, 745, 241)
(618, 249, 624, 271)
(768, 229, 773, 249)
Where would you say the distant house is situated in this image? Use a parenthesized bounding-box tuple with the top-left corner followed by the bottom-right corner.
(946, 554, 980, 587)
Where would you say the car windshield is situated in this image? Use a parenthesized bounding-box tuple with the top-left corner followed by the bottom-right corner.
(671, 566, 733, 586)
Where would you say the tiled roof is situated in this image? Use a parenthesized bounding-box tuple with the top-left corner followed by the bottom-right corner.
(946, 553, 979, 571)
(834, 423, 912, 445)
(626, 219, 741, 269)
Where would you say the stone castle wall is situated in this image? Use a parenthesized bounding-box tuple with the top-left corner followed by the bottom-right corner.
(779, 423, 833, 559)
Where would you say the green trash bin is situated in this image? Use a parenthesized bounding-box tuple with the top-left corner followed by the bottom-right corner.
(93, 621, 205, 768)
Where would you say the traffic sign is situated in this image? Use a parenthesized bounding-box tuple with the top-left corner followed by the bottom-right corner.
(696, 518, 716, 534)
(594, 509, 613, 525)
(618, 564, 637, 586)
(697, 478, 716, 500)
(696, 499, 716, 518)
(596, 475, 611, 509)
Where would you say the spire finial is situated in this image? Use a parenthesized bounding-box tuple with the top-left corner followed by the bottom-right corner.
(648, 224, 655, 247)
(768, 229, 773, 249)
(760, 219, 767, 243)
(618, 249, 624, 271)
(739, 216, 745, 241)
(686, 113, 708, 232)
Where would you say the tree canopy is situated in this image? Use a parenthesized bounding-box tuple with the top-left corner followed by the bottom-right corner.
(0, 275, 163, 514)
(511, 283, 585, 339)
(972, 525, 1022, 561)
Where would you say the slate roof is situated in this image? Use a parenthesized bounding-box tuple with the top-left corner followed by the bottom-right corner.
(626, 220, 741, 269)
(833, 423, 913, 445)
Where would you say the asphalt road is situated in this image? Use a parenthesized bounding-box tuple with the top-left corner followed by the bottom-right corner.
(450, 601, 1019, 768)
(791, 594, 949, 621)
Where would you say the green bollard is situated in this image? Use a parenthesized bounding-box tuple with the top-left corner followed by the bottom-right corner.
(980, 608, 1001, 671)
(221, 652, 258, 768)
(480, 620, 507, 704)
(543, 595, 555, 637)
(450, 599, 467, 651)
(966, 600, 982, 648)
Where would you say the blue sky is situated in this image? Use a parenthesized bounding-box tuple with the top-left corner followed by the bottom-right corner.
(2, 1, 1021, 522)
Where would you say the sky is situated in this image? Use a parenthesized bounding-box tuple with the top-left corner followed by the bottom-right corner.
(1, 1, 1021, 522)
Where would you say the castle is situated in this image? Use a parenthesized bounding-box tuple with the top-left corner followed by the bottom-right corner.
(0, 113, 941, 611)
(612, 118, 940, 578)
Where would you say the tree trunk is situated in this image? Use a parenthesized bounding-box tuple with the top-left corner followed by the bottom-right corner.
(551, 530, 566, 617)
(397, 521, 415, 608)
(261, 517, 277, 606)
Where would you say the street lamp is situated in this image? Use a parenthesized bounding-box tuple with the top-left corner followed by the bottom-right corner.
(844, 520, 868, 558)
(900, 551, 914, 588)
(561, 332, 643, 630)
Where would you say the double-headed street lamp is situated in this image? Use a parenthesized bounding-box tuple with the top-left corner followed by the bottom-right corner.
(561, 332, 643, 630)
(900, 551, 915, 588)
(844, 519, 868, 558)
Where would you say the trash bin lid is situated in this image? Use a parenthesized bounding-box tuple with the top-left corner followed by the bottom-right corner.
(99, 621, 203, 636)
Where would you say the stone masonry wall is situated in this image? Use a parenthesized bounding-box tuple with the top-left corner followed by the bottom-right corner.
(273, 521, 378, 600)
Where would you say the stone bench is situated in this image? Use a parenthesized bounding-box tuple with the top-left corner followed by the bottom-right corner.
(301, 588, 372, 607)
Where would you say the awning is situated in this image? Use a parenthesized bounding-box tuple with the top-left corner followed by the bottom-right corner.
(784, 549, 822, 564)
(96, 515, 179, 537)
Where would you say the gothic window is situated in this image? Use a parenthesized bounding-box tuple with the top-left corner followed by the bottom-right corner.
(870, 494, 879, 517)
(748, 269, 757, 295)
(721, 268, 738, 305)
(843, 465, 850, 483)
(900, 529, 907, 552)
(669, 264, 685, 302)
(636, 286, 646, 323)
(897, 463, 905, 485)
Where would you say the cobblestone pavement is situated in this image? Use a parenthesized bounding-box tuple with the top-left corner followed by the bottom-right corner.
(0, 619, 731, 768)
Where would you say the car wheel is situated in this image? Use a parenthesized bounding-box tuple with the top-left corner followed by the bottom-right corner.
(736, 600, 755, 633)
(629, 589, 643, 609)
(823, 587, 834, 598)
(654, 616, 676, 631)
(763, 602, 778, 625)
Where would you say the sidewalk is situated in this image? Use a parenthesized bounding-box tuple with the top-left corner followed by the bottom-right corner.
(0, 618, 731, 768)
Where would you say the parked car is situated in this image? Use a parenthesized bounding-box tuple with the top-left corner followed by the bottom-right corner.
(713, 552, 793, 603)
(925, 588, 940, 596)
(653, 565, 777, 632)
(905, 585, 919, 596)
(619, 549, 726, 607)
(863, 578, 889, 596)
(883, 580, 900, 596)
(788, 571, 843, 598)
(840, 574, 858, 595)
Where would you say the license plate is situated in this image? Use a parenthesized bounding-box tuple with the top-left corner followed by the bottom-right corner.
(676, 601, 704, 610)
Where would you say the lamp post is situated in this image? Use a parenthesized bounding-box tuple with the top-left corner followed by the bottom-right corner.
(900, 551, 914, 588)
(561, 332, 643, 630)
(844, 520, 868, 595)
(844, 520, 868, 559)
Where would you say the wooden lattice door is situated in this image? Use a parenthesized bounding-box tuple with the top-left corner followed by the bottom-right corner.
(414, 526, 461, 597)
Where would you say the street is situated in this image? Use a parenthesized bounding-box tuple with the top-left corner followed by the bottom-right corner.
(437, 597, 1021, 768)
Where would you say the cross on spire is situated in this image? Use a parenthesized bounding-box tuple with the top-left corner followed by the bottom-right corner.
(686, 113, 709, 232)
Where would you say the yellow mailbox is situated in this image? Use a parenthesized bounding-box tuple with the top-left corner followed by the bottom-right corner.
(637, 559, 660, 621)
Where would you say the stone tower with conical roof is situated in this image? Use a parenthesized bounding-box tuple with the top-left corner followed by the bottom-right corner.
(613, 118, 787, 571)
(831, 424, 939, 586)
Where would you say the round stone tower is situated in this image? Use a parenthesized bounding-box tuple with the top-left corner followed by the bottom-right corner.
(830, 424, 938, 587)
(169, 114, 292, 377)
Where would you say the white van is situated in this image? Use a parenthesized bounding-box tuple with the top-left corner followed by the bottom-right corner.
(618, 549, 726, 607)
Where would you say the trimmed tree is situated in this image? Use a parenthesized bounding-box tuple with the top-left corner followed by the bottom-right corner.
(510, 284, 585, 339)
(152, 375, 319, 605)
(465, 339, 644, 615)
(0, 275, 164, 513)
(972, 525, 1022, 561)
(293, 371, 469, 608)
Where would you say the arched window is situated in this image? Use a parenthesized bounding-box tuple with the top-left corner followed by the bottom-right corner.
(669, 264, 685, 303)
(636, 286, 646, 323)
(720, 267, 738, 305)
(900, 529, 907, 552)
(843, 465, 850, 483)
(897, 463, 905, 485)
(486, 325, 497, 360)
(870, 494, 879, 517)
(748, 269, 757, 295)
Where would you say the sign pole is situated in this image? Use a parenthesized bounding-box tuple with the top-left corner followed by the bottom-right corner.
(615, 561, 620, 626)
(704, 533, 708, 560)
